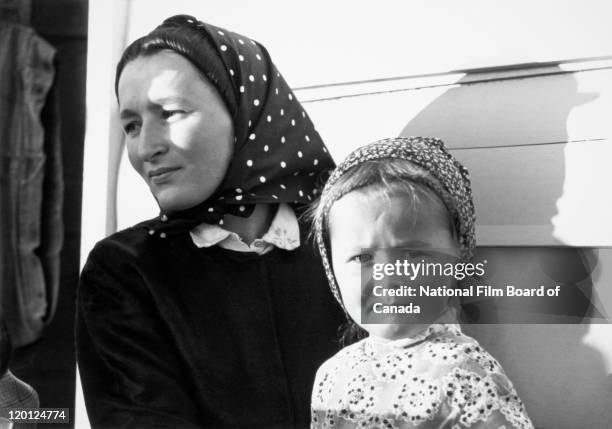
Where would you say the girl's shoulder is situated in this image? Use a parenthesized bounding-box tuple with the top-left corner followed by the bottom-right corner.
(428, 328, 507, 376)
(314, 338, 368, 379)
(427, 331, 534, 428)
(319, 337, 366, 363)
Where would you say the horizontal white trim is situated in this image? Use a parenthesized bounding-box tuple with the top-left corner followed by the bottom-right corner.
(476, 225, 612, 247)
(294, 57, 612, 103)
(449, 138, 608, 151)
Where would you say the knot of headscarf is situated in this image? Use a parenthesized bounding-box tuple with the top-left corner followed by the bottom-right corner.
(116, 15, 335, 238)
(313, 137, 476, 307)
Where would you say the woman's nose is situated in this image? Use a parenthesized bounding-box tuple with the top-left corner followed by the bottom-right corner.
(138, 120, 169, 161)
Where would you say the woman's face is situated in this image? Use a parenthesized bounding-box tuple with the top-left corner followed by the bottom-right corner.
(118, 50, 234, 212)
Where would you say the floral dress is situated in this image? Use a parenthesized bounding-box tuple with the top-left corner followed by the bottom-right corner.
(311, 324, 534, 429)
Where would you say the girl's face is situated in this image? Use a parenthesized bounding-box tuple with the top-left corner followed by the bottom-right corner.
(118, 50, 234, 212)
(328, 187, 458, 340)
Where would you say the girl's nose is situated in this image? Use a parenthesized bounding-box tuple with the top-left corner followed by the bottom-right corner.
(138, 120, 169, 161)
(374, 249, 405, 289)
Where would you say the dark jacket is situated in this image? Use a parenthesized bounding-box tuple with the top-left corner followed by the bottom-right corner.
(77, 218, 344, 428)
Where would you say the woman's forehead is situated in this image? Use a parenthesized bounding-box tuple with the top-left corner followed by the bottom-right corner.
(118, 51, 213, 106)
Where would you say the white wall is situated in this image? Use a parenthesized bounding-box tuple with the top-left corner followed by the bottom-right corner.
(303, 57, 612, 429)
(105, 0, 612, 232)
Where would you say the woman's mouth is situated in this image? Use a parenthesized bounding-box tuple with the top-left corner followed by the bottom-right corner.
(148, 167, 180, 184)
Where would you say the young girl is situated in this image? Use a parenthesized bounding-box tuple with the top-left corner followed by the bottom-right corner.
(310, 137, 534, 428)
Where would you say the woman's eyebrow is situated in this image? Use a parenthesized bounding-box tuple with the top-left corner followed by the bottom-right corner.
(119, 108, 138, 120)
(151, 95, 191, 105)
(155, 95, 189, 104)
(119, 97, 190, 118)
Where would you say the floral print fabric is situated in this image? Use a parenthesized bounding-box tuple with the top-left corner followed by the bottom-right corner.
(311, 324, 534, 429)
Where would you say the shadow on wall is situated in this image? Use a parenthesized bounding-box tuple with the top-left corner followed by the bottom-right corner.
(399, 67, 612, 429)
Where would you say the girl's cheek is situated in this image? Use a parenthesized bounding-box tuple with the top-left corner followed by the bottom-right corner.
(337, 270, 362, 313)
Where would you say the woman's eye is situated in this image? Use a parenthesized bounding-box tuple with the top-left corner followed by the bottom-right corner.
(349, 254, 373, 264)
(161, 109, 186, 120)
(123, 121, 141, 137)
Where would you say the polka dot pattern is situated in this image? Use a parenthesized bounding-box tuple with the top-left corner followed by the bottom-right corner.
(140, 14, 335, 238)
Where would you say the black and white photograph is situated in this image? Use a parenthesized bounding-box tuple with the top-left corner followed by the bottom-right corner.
(1, 1, 611, 428)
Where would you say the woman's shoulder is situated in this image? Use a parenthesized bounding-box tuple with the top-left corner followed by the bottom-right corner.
(87, 218, 161, 260)
(80, 218, 174, 290)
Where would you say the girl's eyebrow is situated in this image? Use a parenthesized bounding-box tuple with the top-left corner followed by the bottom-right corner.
(336, 243, 372, 254)
(387, 240, 432, 249)
(346, 240, 430, 250)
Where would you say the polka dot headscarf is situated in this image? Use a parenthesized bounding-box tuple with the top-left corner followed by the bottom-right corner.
(115, 14, 334, 237)
(312, 137, 476, 307)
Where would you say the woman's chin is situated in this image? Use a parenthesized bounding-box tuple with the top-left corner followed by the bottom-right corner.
(154, 190, 208, 213)
(156, 197, 195, 213)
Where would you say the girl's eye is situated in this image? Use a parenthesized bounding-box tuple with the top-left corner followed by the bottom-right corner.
(349, 254, 373, 264)
(406, 250, 428, 259)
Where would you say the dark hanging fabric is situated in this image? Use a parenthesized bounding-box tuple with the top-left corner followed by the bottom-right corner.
(115, 14, 335, 238)
(0, 21, 63, 347)
(0, 0, 32, 26)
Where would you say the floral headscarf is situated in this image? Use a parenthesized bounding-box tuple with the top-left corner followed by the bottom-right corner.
(312, 137, 476, 306)
(115, 15, 334, 237)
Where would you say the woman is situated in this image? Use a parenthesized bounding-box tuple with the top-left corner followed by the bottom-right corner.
(77, 15, 343, 428)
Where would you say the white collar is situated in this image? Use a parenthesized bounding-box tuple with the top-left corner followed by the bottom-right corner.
(189, 203, 300, 254)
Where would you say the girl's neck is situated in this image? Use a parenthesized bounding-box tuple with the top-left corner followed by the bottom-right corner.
(223, 204, 277, 244)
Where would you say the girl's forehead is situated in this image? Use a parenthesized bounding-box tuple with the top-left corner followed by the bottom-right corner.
(332, 186, 445, 216)
(329, 188, 454, 242)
